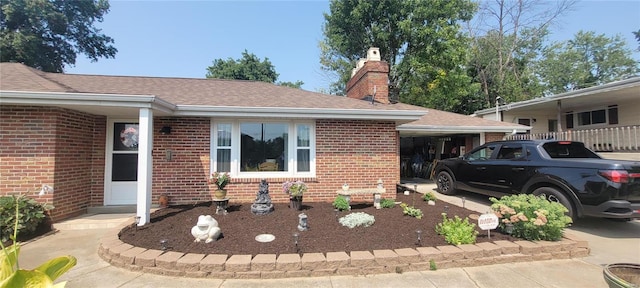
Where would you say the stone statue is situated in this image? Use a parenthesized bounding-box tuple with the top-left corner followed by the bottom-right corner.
(251, 179, 274, 215)
(191, 215, 221, 243)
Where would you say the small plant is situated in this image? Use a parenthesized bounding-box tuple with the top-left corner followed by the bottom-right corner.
(490, 194, 572, 241)
(400, 203, 423, 219)
(429, 259, 437, 271)
(0, 194, 76, 287)
(282, 180, 307, 198)
(209, 171, 230, 190)
(0, 195, 52, 243)
(422, 192, 437, 202)
(332, 195, 350, 211)
(435, 213, 479, 245)
(380, 198, 395, 208)
(338, 212, 375, 228)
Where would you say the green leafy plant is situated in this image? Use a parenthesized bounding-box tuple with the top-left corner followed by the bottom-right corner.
(338, 212, 375, 228)
(422, 192, 437, 202)
(400, 203, 423, 219)
(380, 198, 395, 208)
(490, 194, 572, 241)
(209, 171, 230, 190)
(282, 180, 307, 197)
(1, 195, 76, 287)
(0, 196, 52, 243)
(435, 213, 479, 245)
(332, 195, 350, 211)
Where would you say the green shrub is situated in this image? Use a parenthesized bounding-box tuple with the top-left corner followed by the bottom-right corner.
(1, 195, 76, 287)
(338, 212, 375, 228)
(400, 203, 423, 219)
(332, 195, 350, 211)
(380, 198, 395, 208)
(0, 195, 51, 243)
(422, 192, 437, 202)
(490, 194, 572, 241)
(435, 213, 478, 245)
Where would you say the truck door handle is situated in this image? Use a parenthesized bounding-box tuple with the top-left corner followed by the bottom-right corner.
(512, 167, 525, 171)
(476, 167, 486, 171)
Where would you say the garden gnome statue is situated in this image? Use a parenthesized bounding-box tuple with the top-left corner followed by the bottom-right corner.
(191, 215, 221, 243)
(251, 179, 275, 215)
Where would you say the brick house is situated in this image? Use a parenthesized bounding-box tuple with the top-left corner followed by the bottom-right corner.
(0, 48, 526, 223)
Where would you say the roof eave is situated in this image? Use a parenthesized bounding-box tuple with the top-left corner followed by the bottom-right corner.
(174, 105, 427, 122)
(0, 90, 176, 114)
(397, 125, 530, 133)
(473, 77, 640, 115)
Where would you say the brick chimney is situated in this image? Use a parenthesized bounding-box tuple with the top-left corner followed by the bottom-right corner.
(346, 47, 391, 104)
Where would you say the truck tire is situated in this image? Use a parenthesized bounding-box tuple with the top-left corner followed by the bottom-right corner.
(533, 187, 576, 221)
(436, 171, 458, 195)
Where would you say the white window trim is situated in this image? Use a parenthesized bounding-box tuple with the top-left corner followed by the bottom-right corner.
(210, 119, 316, 178)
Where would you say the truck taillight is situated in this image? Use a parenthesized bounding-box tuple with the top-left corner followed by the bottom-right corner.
(599, 170, 630, 183)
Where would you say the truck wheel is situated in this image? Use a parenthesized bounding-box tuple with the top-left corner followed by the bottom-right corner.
(436, 171, 457, 195)
(533, 187, 576, 221)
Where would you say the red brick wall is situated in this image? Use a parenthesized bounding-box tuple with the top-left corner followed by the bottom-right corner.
(156, 118, 400, 205)
(0, 106, 103, 221)
(152, 117, 212, 205)
(485, 132, 506, 143)
(346, 61, 390, 104)
(2, 108, 400, 216)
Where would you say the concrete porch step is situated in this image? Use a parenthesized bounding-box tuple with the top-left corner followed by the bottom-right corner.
(87, 205, 137, 214)
(53, 213, 134, 231)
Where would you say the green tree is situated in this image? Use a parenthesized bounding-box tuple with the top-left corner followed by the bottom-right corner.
(0, 0, 117, 72)
(633, 29, 640, 51)
(276, 80, 304, 89)
(537, 31, 639, 94)
(320, 0, 480, 113)
(206, 50, 279, 82)
(467, 0, 575, 107)
(206, 50, 304, 88)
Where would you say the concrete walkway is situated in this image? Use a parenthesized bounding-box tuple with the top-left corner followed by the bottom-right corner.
(15, 183, 611, 288)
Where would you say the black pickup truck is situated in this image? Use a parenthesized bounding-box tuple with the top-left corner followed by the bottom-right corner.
(434, 140, 640, 220)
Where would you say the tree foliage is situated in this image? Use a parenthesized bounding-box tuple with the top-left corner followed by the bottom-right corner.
(206, 50, 279, 82)
(0, 0, 117, 72)
(467, 0, 575, 108)
(321, 0, 480, 114)
(206, 50, 303, 88)
(537, 31, 639, 94)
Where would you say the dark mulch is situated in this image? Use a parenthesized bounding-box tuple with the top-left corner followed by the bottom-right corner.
(119, 192, 517, 256)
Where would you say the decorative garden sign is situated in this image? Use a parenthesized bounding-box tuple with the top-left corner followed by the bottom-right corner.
(478, 212, 499, 239)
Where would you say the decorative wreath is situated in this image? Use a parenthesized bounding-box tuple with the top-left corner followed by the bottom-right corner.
(119, 126, 139, 148)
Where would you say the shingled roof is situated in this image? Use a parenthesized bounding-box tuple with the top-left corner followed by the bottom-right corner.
(0, 63, 527, 133)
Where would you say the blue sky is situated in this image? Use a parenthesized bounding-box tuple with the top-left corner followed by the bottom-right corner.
(66, 0, 640, 92)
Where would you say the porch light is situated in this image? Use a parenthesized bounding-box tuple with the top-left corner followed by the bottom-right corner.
(504, 223, 514, 235)
(462, 197, 466, 208)
(415, 229, 423, 246)
(444, 205, 449, 213)
(160, 239, 168, 251)
(160, 126, 172, 134)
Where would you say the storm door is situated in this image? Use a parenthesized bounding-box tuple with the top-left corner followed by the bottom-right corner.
(105, 121, 139, 205)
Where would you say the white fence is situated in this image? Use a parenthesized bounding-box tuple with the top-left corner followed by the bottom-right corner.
(506, 125, 640, 151)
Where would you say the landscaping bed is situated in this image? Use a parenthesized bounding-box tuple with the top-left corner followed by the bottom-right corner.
(119, 192, 517, 256)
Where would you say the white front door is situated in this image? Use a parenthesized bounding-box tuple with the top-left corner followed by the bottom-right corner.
(105, 121, 139, 205)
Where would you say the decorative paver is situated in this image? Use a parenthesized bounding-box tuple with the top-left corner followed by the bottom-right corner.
(99, 223, 588, 279)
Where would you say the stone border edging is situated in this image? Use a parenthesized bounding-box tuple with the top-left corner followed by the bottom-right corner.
(98, 221, 590, 279)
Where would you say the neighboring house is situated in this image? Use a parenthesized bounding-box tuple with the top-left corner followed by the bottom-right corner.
(473, 77, 640, 152)
(0, 48, 525, 223)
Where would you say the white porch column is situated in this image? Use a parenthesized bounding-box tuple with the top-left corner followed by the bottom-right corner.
(480, 132, 486, 145)
(137, 108, 153, 225)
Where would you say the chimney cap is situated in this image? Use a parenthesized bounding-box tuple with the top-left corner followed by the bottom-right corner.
(367, 47, 381, 61)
